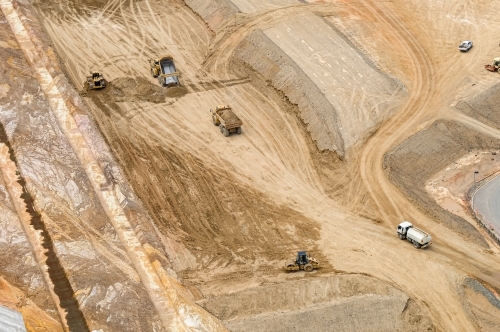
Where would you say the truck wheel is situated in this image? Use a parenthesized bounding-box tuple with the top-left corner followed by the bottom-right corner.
(304, 264, 314, 272)
(219, 124, 224, 133)
(151, 69, 156, 78)
(413, 241, 421, 249)
(222, 127, 229, 137)
(398, 234, 404, 240)
(236, 127, 242, 135)
(212, 117, 219, 126)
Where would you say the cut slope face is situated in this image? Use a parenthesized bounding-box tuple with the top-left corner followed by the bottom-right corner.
(236, 11, 406, 156)
(185, 0, 301, 31)
(184, 0, 239, 31)
(456, 82, 500, 131)
(202, 275, 433, 332)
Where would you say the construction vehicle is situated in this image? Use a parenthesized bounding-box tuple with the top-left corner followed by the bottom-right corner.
(485, 57, 500, 72)
(210, 105, 243, 137)
(285, 251, 319, 272)
(397, 221, 432, 249)
(149, 55, 180, 87)
(86, 72, 106, 90)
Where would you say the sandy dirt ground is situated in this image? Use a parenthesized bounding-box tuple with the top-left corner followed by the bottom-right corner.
(0, 0, 499, 330)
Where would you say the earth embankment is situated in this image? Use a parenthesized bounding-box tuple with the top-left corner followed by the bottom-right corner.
(184, 0, 239, 31)
(456, 82, 500, 131)
(235, 11, 406, 157)
(384, 120, 499, 246)
(201, 274, 433, 332)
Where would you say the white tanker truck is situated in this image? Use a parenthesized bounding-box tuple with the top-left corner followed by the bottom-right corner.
(397, 221, 432, 249)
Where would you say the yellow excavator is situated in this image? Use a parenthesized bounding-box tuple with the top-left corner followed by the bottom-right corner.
(485, 57, 500, 72)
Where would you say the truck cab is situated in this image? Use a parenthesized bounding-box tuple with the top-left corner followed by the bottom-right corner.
(296, 251, 309, 265)
(397, 221, 432, 249)
(397, 221, 412, 236)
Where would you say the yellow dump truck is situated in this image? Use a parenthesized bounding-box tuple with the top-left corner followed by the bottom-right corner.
(210, 105, 243, 137)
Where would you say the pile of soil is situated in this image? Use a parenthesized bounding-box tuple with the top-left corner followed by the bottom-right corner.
(218, 108, 241, 122)
(82, 77, 188, 118)
(105, 77, 187, 103)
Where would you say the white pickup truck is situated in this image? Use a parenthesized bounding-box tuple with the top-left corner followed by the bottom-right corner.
(397, 221, 432, 249)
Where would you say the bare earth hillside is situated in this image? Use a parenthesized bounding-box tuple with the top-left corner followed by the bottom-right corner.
(0, 0, 499, 331)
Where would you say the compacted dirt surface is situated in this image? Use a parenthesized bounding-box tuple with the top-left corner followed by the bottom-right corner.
(1, 0, 500, 331)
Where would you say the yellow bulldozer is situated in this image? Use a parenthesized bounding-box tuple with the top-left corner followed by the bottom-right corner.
(149, 55, 180, 87)
(285, 251, 319, 272)
(85, 71, 106, 90)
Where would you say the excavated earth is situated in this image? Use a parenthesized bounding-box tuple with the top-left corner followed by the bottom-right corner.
(0, 0, 499, 331)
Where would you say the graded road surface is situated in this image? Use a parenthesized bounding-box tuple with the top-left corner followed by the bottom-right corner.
(2, 0, 500, 330)
(474, 176, 500, 238)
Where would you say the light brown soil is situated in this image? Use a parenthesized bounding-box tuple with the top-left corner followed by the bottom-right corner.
(456, 82, 500, 131)
(0, 0, 499, 330)
(201, 275, 433, 332)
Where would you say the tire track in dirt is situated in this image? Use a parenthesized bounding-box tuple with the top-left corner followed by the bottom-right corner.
(2, 2, 229, 329)
(31, 1, 500, 330)
(357, 0, 435, 225)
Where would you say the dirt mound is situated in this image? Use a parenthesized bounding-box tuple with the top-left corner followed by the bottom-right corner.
(82, 77, 188, 117)
(384, 120, 499, 245)
(218, 108, 241, 122)
(201, 274, 434, 332)
(106, 77, 180, 103)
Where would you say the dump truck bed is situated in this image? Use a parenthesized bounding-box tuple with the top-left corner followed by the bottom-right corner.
(160, 57, 176, 75)
(159, 57, 179, 86)
(216, 108, 243, 129)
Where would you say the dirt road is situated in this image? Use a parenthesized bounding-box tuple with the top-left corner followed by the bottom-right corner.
(1, 0, 498, 330)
